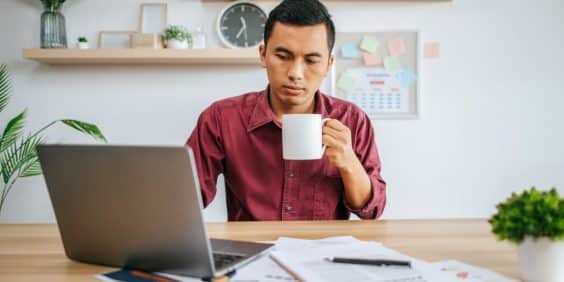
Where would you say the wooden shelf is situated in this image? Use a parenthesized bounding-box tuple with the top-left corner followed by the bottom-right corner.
(22, 48, 261, 65)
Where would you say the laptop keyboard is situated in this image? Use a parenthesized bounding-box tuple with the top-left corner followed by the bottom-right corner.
(213, 252, 245, 270)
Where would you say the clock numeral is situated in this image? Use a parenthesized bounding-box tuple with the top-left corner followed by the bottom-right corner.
(221, 26, 228, 30)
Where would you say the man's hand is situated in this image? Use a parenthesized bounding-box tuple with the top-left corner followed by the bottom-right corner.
(322, 119, 372, 210)
(322, 119, 359, 172)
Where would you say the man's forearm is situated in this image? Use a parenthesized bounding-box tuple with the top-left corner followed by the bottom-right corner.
(339, 158, 372, 210)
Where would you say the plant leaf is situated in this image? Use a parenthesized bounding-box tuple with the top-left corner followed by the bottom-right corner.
(0, 64, 10, 113)
(0, 136, 42, 184)
(20, 157, 42, 178)
(61, 119, 107, 143)
(0, 110, 26, 153)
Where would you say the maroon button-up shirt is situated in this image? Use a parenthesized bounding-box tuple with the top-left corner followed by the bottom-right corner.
(186, 87, 386, 221)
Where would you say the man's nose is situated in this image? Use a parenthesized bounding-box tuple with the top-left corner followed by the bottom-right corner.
(287, 60, 304, 81)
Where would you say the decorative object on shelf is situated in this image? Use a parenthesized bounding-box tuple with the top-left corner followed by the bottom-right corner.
(97, 31, 134, 49)
(191, 26, 207, 49)
(217, 1, 267, 48)
(76, 36, 88, 49)
(131, 33, 164, 49)
(164, 25, 191, 49)
(40, 0, 68, 48)
(0, 64, 107, 216)
(489, 187, 564, 282)
(139, 3, 168, 34)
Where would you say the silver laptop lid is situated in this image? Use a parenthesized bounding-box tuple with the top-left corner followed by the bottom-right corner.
(37, 144, 216, 277)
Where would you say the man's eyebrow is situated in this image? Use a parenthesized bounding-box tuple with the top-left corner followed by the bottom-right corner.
(274, 47, 323, 59)
(305, 52, 322, 58)
(274, 47, 293, 55)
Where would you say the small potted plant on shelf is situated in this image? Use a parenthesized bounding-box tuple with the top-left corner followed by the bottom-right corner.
(77, 36, 88, 49)
(164, 25, 191, 49)
(489, 187, 563, 282)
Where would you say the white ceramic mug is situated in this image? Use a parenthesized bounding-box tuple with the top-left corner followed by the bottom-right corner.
(282, 114, 331, 160)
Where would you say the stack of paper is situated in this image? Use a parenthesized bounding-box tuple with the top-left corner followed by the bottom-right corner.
(96, 236, 517, 282)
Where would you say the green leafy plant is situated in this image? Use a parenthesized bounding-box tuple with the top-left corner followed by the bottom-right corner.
(77, 36, 87, 43)
(489, 187, 564, 244)
(0, 64, 107, 215)
(164, 25, 192, 42)
(41, 0, 66, 10)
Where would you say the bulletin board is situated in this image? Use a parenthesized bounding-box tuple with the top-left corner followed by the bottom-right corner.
(331, 30, 420, 120)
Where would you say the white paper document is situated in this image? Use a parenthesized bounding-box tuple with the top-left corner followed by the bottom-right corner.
(270, 237, 429, 282)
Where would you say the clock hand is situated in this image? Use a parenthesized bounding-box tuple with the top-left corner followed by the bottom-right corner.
(240, 17, 247, 29)
(236, 26, 245, 39)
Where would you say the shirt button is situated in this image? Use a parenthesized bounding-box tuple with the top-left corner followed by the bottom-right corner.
(286, 205, 293, 211)
(288, 172, 295, 178)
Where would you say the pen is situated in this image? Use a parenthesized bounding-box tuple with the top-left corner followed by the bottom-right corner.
(325, 257, 412, 267)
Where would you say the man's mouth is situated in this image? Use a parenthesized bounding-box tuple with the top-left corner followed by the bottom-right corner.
(283, 85, 305, 95)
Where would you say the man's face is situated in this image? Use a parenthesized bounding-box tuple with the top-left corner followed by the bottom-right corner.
(260, 22, 334, 112)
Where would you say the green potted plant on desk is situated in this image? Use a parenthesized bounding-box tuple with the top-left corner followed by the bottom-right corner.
(489, 187, 563, 282)
(164, 25, 191, 49)
(0, 64, 107, 215)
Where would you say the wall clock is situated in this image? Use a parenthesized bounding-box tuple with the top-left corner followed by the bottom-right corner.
(217, 1, 267, 48)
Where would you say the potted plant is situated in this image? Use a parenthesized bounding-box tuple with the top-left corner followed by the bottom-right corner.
(77, 36, 88, 49)
(0, 64, 107, 215)
(489, 187, 564, 282)
(164, 25, 191, 49)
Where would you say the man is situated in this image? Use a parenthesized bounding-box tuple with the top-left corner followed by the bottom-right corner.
(187, 0, 386, 221)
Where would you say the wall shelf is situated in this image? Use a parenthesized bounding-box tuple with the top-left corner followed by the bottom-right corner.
(22, 48, 261, 65)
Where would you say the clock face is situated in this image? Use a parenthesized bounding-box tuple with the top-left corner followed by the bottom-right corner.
(218, 2, 267, 48)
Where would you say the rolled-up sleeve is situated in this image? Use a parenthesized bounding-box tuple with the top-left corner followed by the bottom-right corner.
(186, 103, 225, 208)
(343, 112, 387, 219)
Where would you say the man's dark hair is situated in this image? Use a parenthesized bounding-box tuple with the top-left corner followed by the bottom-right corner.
(263, 0, 336, 54)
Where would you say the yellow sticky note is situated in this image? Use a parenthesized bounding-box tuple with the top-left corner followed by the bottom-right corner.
(360, 36, 380, 53)
(337, 73, 355, 93)
(384, 56, 402, 72)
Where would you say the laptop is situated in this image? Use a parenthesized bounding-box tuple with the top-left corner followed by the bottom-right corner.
(37, 144, 273, 279)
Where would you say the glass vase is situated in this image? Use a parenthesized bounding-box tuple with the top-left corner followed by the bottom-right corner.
(40, 4, 67, 48)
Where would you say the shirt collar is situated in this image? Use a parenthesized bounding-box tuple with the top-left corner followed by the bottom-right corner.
(247, 85, 328, 132)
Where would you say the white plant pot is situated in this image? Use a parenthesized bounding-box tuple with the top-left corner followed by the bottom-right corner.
(167, 39, 189, 49)
(518, 236, 564, 282)
(77, 42, 89, 49)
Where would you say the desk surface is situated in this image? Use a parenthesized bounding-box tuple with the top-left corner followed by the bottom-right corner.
(0, 219, 519, 281)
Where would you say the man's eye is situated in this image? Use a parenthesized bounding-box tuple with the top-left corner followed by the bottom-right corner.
(307, 59, 320, 64)
(276, 54, 289, 60)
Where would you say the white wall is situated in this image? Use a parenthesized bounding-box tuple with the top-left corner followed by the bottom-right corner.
(0, 0, 563, 223)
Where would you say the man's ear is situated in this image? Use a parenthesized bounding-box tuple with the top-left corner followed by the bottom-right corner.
(259, 44, 267, 68)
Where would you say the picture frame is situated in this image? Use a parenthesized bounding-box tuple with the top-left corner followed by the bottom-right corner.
(97, 31, 135, 48)
(139, 3, 168, 34)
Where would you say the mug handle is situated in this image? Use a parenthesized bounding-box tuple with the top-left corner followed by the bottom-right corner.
(321, 118, 332, 154)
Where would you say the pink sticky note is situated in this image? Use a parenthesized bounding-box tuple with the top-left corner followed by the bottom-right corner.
(388, 37, 406, 56)
(424, 42, 441, 59)
(362, 53, 382, 66)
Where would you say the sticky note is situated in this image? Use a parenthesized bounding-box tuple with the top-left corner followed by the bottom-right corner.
(341, 43, 359, 59)
(362, 53, 382, 66)
(424, 42, 441, 59)
(360, 36, 380, 53)
(337, 73, 355, 93)
(396, 69, 417, 88)
(388, 37, 406, 56)
(383, 56, 402, 72)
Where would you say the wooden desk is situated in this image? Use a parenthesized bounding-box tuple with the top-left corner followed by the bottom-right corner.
(0, 219, 520, 281)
